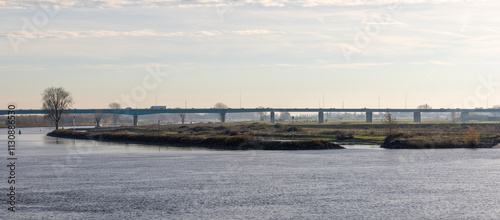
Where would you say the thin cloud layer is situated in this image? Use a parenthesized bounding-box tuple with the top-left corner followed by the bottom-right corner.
(3, 29, 280, 39)
(0, 0, 494, 9)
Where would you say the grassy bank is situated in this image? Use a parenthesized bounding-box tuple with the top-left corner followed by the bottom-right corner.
(49, 121, 500, 149)
(92, 121, 500, 144)
(47, 129, 344, 150)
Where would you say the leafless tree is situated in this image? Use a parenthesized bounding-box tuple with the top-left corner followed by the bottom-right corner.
(94, 110, 103, 128)
(451, 109, 457, 123)
(214, 102, 228, 109)
(214, 102, 228, 122)
(180, 113, 186, 124)
(42, 87, 73, 129)
(383, 109, 398, 136)
(257, 106, 268, 121)
(417, 104, 432, 109)
(109, 102, 121, 124)
(279, 112, 291, 121)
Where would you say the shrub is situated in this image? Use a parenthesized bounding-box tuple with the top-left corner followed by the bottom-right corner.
(192, 126, 210, 132)
(225, 135, 254, 146)
(335, 131, 354, 140)
(464, 127, 480, 146)
(224, 128, 239, 136)
(384, 133, 405, 144)
(286, 126, 303, 132)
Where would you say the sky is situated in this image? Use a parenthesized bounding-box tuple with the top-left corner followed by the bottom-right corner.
(1, 0, 500, 110)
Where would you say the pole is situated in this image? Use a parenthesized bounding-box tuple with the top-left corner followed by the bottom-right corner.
(292, 116, 295, 141)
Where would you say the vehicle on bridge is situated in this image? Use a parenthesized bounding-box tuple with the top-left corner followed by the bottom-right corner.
(150, 106, 167, 110)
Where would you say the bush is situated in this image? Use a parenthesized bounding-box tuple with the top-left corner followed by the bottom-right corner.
(384, 133, 405, 144)
(224, 128, 239, 136)
(335, 131, 354, 140)
(286, 126, 303, 132)
(464, 127, 480, 146)
(225, 135, 254, 146)
(192, 126, 210, 132)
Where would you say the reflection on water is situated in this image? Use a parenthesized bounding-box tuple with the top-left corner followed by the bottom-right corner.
(1, 127, 500, 219)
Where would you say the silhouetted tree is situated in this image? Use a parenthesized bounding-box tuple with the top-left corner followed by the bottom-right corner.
(42, 87, 73, 130)
(451, 109, 457, 123)
(180, 113, 186, 124)
(94, 110, 103, 128)
(279, 112, 291, 121)
(383, 109, 398, 136)
(417, 104, 432, 109)
(214, 102, 228, 122)
(109, 102, 121, 124)
(257, 106, 268, 121)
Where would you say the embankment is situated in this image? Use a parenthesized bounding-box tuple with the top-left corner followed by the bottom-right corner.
(47, 129, 344, 150)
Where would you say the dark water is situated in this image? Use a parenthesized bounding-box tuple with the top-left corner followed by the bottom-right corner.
(1, 127, 500, 219)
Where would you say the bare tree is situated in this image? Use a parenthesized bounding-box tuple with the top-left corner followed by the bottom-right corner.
(257, 106, 268, 121)
(383, 109, 398, 136)
(279, 112, 291, 121)
(214, 102, 228, 122)
(180, 113, 186, 124)
(109, 102, 121, 124)
(94, 110, 103, 128)
(42, 87, 73, 130)
(451, 109, 457, 123)
(417, 104, 432, 109)
(214, 102, 228, 109)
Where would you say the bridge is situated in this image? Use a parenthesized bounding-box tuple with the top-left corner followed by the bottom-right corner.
(2, 108, 499, 126)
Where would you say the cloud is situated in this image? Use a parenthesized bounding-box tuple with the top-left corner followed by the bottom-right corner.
(429, 60, 456, 66)
(2, 29, 280, 39)
(0, 0, 495, 9)
(265, 62, 393, 69)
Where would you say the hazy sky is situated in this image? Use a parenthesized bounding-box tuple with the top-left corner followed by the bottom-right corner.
(1, 0, 500, 109)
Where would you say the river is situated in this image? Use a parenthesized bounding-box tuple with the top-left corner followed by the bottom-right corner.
(1, 127, 500, 219)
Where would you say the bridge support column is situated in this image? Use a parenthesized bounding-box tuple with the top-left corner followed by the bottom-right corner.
(270, 111, 275, 124)
(461, 112, 470, 122)
(413, 112, 421, 123)
(133, 115, 138, 126)
(219, 113, 226, 123)
(366, 112, 373, 123)
(318, 111, 324, 124)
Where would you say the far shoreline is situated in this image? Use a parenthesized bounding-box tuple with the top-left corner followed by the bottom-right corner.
(47, 129, 345, 151)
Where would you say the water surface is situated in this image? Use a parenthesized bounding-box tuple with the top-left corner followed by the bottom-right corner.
(1, 127, 500, 219)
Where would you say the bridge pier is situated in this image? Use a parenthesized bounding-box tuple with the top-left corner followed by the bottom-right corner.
(461, 112, 470, 122)
(413, 112, 421, 123)
(318, 111, 324, 124)
(366, 112, 373, 123)
(219, 113, 226, 123)
(133, 115, 138, 126)
(270, 111, 275, 124)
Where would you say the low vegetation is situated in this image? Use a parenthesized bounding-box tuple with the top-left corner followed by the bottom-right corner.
(47, 129, 343, 150)
(48, 121, 500, 149)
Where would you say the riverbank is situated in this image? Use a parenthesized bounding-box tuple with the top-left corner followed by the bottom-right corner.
(48, 121, 500, 149)
(47, 129, 344, 150)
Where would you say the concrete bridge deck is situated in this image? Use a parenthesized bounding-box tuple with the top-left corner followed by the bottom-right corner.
(1, 108, 498, 125)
